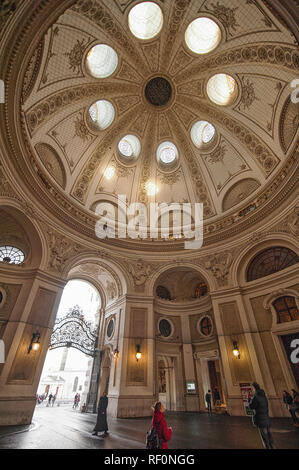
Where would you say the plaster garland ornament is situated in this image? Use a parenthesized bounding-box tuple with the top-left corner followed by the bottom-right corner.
(128, 259, 153, 286)
(203, 251, 233, 286)
(106, 280, 117, 300)
(46, 230, 84, 273)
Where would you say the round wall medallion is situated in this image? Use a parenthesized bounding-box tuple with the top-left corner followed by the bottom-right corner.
(145, 77, 172, 106)
(158, 318, 172, 337)
(107, 319, 114, 339)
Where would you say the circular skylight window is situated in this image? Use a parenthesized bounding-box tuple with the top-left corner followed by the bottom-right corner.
(86, 44, 118, 78)
(185, 17, 221, 54)
(0, 246, 25, 264)
(88, 100, 115, 130)
(128, 2, 163, 40)
(157, 141, 178, 165)
(207, 74, 238, 106)
(118, 135, 141, 159)
(191, 121, 216, 148)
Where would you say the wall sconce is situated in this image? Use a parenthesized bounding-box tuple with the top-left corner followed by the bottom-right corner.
(28, 332, 41, 354)
(232, 341, 240, 359)
(136, 344, 142, 362)
(113, 348, 119, 359)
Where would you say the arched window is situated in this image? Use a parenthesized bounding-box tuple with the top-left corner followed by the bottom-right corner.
(194, 282, 208, 298)
(273, 296, 299, 323)
(246, 247, 298, 281)
(73, 376, 79, 392)
(0, 245, 25, 264)
(156, 285, 171, 300)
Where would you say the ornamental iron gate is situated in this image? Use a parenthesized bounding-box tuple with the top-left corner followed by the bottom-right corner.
(49, 305, 98, 357)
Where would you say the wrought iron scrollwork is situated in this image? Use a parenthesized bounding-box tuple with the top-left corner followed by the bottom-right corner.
(49, 305, 97, 357)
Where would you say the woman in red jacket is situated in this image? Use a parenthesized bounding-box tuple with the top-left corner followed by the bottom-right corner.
(152, 402, 172, 449)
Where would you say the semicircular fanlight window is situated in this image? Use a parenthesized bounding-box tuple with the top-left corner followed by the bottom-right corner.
(0, 246, 25, 264)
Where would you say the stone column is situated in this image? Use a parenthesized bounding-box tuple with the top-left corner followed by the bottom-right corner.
(0, 267, 65, 425)
(106, 295, 155, 418)
(181, 314, 200, 411)
(86, 348, 102, 413)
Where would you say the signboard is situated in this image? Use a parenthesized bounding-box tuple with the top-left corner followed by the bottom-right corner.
(239, 382, 254, 416)
(186, 381, 196, 394)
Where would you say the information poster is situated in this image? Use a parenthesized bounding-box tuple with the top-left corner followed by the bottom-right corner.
(239, 382, 254, 416)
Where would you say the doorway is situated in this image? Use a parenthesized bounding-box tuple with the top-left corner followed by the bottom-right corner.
(35, 280, 100, 412)
(157, 356, 177, 410)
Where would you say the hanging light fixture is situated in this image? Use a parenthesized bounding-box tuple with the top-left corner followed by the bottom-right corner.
(232, 341, 240, 359)
(28, 332, 41, 354)
(136, 344, 142, 362)
(113, 348, 119, 359)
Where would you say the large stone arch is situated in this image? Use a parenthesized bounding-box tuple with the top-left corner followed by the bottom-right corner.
(62, 253, 128, 299)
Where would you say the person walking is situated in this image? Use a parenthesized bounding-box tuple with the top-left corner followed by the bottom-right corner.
(205, 390, 212, 416)
(282, 390, 293, 411)
(151, 402, 172, 449)
(52, 394, 57, 407)
(73, 393, 80, 409)
(289, 389, 299, 426)
(92, 391, 109, 437)
(249, 382, 275, 449)
(47, 393, 53, 407)
(214, 387, 221, 408)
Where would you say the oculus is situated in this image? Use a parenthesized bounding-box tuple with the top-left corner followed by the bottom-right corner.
(128, 2, 163, 40)
(191, 120, 216, 148)
(185, 17, 221, 54)
(207, 74, 238, 106)
(118, 135, 141, 160)
(88, 100, 115, 130)
(0, 245, 25, 264)
(86, 44, 118, 78)
(157, 141, 178, 165)
(199, 316, 213, 336)
(159, 318, 172, 338)
(145, 77, 172, 106)
(107, 319, 114, 338)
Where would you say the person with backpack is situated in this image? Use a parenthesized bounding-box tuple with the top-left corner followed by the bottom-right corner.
(147, 402, 172, 449)
(249, 382, 275, 449)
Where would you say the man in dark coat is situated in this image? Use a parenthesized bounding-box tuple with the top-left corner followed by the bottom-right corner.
(249, 382, 274, 449)
(205, 390, 212, 416)
(92, 391, 109, 437)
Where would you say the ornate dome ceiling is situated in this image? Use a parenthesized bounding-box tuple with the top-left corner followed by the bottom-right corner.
(1, 0, 298, 251)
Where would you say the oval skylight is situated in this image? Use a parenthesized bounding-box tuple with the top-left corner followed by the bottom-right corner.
(185, 17, 221, 54)
(86, 44, 118, 78)
(207, 74, 238, 106)
(128, 2, 163, 40)
(191, 121, 216, 148)
(88, 100, 115, 130)
(157, 141, 178, 165)
(118, 135, 141, 159)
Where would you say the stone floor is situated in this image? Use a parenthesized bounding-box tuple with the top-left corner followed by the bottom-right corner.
(0, 404, 298, 449)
